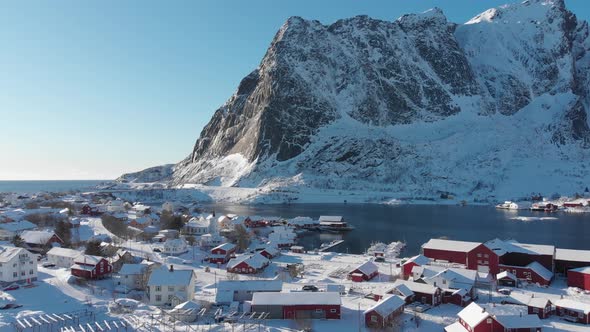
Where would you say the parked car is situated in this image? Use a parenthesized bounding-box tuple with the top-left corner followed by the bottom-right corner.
(42, 262, 56, 268)
(498, 288, 512, 295)
(3, 284, 20, 291)
(302, 285, 319, 292)
(374, 256, 385, 262)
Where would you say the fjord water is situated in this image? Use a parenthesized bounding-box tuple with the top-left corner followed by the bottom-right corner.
(0, 180, 107, 194)
(207, 203, 590, 255)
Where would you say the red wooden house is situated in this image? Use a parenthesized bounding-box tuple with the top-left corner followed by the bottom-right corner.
(563, 202, 583, 208)
(208, 243, 236, 264)
(71, 255, 112, 279)
(348, 261, 379, 282)
(555, 299, 590, 324)
(364, 295, 405, 328)
(528, 297, 552, 319)
(244, 216, 269, 228)
(567, 266, 590, 291)
(421, 239, 499, 272)
(445, 302, 542, 332)
(226, 253, 269, 274)
(81, 205, 102, 216)
(401, 254, 430, 279)
(498, 262, 552, 286)
(258, 246, 280, 259)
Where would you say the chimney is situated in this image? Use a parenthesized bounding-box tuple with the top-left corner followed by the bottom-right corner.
(169, 265, 174, 272)
(482, 308, 486, 313)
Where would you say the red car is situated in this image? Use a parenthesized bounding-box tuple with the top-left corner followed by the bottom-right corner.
(3, 284, 20, 291)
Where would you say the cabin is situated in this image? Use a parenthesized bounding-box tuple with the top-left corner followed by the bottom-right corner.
(251, 292, 341, 319)
(215, 280, 283, 305)
(47, 247, 83, 268)
(568, 266, 590, 291)
(388, 284, 415, 304)
(528, 297, 552, 319)
(147, 265, 196, 307)
(390, 280, 441, 306)
(364, 295, 405, 328)
(0, 246, 38, 285)
(71, 255, 112, 279)
(258, 246, 280, 259)
(290, 246, 304, 253)
(208, 243, 236, 264)
(227, 253, 269, 274)
(555, 248, 590, 275)
(267, 226, 296, 248)
(444, 302, 503, 332)
(497, 270, 518, 287)
(554, 299, 590, 324)
(244, 216, 269, 228)
(349, 261, 379, 282)
(401, 254, 430, 279)
(494, 315, 543, 332)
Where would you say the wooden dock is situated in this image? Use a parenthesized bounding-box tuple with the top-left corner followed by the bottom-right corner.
(318, 240, 345, 252)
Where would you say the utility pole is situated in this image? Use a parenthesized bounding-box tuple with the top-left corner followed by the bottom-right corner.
(358, 302, 361, 332)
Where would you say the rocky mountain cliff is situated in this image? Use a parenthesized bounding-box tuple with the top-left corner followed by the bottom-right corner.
(120, 0, 590, 201)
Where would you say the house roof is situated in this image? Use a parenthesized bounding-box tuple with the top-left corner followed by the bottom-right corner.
(119, 263, 148, 275)
(403, 254, 430, 266)
(570, 266, 590, 274)
(147, 266, 194, 286)
(288, 217, 318, 225)
(495, 315, 542, 328)
(352, 261, 379, 276)
(457, 302, 490, 328)
(555, 299, 590, 314)
(497, 270, 517, 281)
(391, 284, 414, 298)
(227, 253, 269, 270)
(527, 297, 550, 309)
(251, 292, 341, 306)
(21, 230, 58, 245)
(392, 280, 439, 295)
(47, 247, 82, 259)
(444, 321, 467, 332)
(364, 295, 405, 317)
(422, 239, 481, 253)
(74, 255, 104, 265)
(318, 216, 343, 222)
(211, 243, 236, 252)
(71, 263, 95, 271)
(187, 217, 210, 228)
(484, 238, 554, 256)
(422, 268, 477, 290)
(0, 246, 32, 263)
(0, 220, 36, 232)
(556, 248, 590, 263)
(526, 261, 553, 281)
(216, 280, 283, 304)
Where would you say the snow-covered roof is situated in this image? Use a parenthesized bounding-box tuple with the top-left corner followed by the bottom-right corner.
(187, 217, 210, 228)
(287, 216, 318, 225)
(423, 267, 478, 290)
(444, 321, 467, 332)
(526, 261, 553, 281)
(216, 280, 282, 303)
(527, 297, 550, 309)
(555, 299, 590, 314)
(497, 270, 517, 281)
(495, 315, 542, 328)
(252, 292, 341, 306)
(391, 284, 414, 298)
(227, 253, 269, 270)
(260, 246, 280, 256)
(0, 245, 32, 263)
(403, 254, 430, 266)
(570, 266, 590, 274)
(47, 247, 82, 259)
(71, 264, 95, 271)
(392, 280, 439, 295)
(21, 230, 57, 245)
(147, 266, 194, 286)
(352, 261, 378, 276)
(0, 220, 36, 232)
(364, 295, 405, 316)
(484, 238, 554, 256)
(422, 239, 481, 253)
(172, 300, 201, 311)
(119, 263, 148, 275)
(318, 216, 343, 222)
(211, 243, 236, 252)
(556, 248, 590, 263)
(74, 255, 104, 265)
(457, 302, 490, 328)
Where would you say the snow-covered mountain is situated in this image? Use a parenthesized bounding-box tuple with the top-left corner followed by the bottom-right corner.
(120, 0, 590, 202)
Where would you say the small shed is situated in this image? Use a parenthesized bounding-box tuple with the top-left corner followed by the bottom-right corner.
(364, 295, 405, 328)
(349, 261, 379, 282)
(497, 270, 518, 287)
(527, 297, 552, 319)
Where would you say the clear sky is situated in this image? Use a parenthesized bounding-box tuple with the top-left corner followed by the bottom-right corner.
(1, 0, 588, 180)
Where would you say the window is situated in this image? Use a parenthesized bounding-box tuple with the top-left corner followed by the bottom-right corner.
(155, 295, 162, 301)
(21, 271, 25, 276)
(315, 309, 323, 313)
(477, 254, 482, 257)
(533, 308, 539, 313)
(484, 254, 489, 258)
(330, 309, 337, 313)
(168, 286, 174, 292)
(13, 272, 17, 278)
(155, 286, 161, 292)
(486, 318, 492, 324)
(29, 269, 33, 275)
(371, 315, 378, 322)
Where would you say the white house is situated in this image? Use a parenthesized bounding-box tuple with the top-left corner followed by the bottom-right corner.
(147, 265, 196, 307)
(0, 246, 38, 285)
(116, 263, 152, 291)
(161, 239, 189, 255)
(183, 217, 210, 235)
(46, 247, 83, 268)
(106, 199, 126, 213)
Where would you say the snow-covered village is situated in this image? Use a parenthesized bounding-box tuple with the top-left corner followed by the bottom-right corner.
(3, 0, 590, 331)
(0, 190, 588, 332)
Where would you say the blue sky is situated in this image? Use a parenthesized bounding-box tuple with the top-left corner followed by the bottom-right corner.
(1, 0, 588, 180)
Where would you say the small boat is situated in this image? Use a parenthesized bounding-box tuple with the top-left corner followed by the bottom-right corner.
(495, 201, 519, 210)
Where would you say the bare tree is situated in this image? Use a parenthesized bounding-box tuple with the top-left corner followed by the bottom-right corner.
(234, 225, 250, 251)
